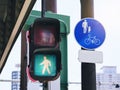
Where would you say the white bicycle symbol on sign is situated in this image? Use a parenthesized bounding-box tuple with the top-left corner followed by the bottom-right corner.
(84, 34, 101, 45)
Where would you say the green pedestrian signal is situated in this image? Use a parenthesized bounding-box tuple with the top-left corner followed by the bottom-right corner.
(30, 49, 61, 82)
(35, 55, 56, 76)
(27, 18, 61, 82)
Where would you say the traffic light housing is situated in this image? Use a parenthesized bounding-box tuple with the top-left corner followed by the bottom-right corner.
(30, 49, 61, 81)
(27, 18, 61, 82)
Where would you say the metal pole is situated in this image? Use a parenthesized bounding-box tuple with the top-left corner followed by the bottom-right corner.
(45, 0, 57, 13)
(41, 0, 46, 18)
(20, 30, 27, 90)
(43, 82, 48, 90)
(45, 0, 68, 90)
(80, 0, 96, 90)
(43, 0, 57, 90)
(80, 0, 94, 18)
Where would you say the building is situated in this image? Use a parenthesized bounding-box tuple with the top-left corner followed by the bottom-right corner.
(11, 71, 20, 90)
(96, 66, 120, 90)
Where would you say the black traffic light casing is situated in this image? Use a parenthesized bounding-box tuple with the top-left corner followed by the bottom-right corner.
(30, 18, 60, 48)
(30, 49, 61, 81)
(27, 18, 61, 82)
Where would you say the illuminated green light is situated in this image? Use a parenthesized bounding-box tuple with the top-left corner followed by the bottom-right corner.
(34, 54, 56, 76)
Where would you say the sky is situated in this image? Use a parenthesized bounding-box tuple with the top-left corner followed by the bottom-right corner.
(94, 0, 120, 72)
(1, 0, 120, 90)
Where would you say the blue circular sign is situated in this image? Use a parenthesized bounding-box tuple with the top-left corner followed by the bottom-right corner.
(74, 18, 106, 49)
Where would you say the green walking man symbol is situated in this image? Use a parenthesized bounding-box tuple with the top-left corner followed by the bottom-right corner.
(40, 56, 51, 74)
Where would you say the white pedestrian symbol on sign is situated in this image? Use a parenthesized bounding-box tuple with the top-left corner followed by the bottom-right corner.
(40, 56, 51, 74)
(82, 20, 88, 33)
(82, 19, 91, 34)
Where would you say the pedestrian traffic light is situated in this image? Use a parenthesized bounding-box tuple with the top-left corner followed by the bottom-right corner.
(30, 49, 61, 81)
(27, 18, 61, 82)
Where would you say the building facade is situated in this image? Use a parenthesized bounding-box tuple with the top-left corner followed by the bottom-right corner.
(11, 71, 20, 90)
(96, 66, 120, 90)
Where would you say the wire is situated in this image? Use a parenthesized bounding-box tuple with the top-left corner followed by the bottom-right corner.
(69, 82, 81, 84)
(0, 79, 20, 82)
